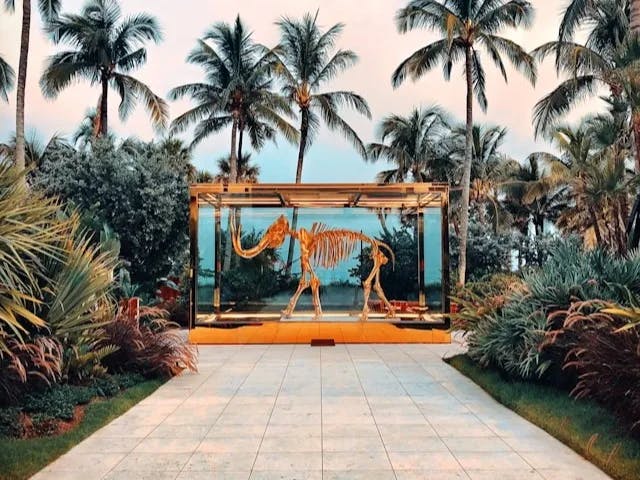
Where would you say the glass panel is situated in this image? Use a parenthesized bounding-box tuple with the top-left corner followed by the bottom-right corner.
(195, 203, 444, 321)
(424, 208, 443, 312)
(197, 206, 215, 313)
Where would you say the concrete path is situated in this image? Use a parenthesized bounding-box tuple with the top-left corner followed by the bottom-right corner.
(32, 344, 611, 480)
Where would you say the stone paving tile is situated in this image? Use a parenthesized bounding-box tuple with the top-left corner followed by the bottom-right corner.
(28, 344, 614, 480)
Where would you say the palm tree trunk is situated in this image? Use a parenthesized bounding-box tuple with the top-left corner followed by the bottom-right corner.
(99, 76, 108, 137)
(632, 111, 640, 173)
(458, 48, 474, 286)
(285, 107, 309, 277)
(631, 0, 640, 36)
(15, 0, 31, 174)
(589, 206, 603, 246)
(223, 112, 240, 272)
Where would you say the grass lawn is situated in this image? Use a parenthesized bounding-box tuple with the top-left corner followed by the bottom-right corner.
(0, 379, 163, 480)
(446, 354, 640, 480)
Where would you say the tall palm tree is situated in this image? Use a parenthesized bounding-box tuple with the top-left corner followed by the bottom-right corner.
(170, 16, 296, 183)
(449, 125, 517, 232)
(0, 56, 14, 102)
(393, 0, 536, 285)
(40, 0, 168, 137)
(274, 11, 372, 275)
(3, 0, 60, 174)
(367, 106, 451, 183)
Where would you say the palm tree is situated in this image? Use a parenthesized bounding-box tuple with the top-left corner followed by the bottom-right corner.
(214, 154, 260, 184)
(170, 16, 296, 184)
(394, 0, 536, 285)
(0, 131, 71, 170)
(274, 11, 372, 275)
(3, 0, 60, 174)
(367, 106, 451, 183)
(503, 156, 567, 235)
(0, 56, 14, 102)
(40, 0, 168, 137)
(73, 109, 98, 150)
(633, 1, 640, 34)
(527, 122, 635, 252)
(449, 125, 517, 232)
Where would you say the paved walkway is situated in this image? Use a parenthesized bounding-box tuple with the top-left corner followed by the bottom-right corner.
(32, 344, 611, 480)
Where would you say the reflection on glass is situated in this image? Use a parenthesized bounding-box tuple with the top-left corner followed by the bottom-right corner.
(196, 206, 444, 321)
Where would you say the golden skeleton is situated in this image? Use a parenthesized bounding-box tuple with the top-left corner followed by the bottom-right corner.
(231, 215, 396, 320)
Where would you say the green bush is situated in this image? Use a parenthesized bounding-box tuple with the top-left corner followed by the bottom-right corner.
(458, 239, 640, 382)
(35, 138, 190, 287)
(24, 385, 96, 420)
(0, 407, 22, 437)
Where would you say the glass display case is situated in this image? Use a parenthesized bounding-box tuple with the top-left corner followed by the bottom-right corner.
(189, 183, 450, 333)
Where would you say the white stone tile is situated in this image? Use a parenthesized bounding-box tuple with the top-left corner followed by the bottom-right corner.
(388, 451, 462, 470)
(453, 451, 533, 470)
(323, 451, 393, 471)
(112, 452, 191, 471)
(252, 452, 322, 471)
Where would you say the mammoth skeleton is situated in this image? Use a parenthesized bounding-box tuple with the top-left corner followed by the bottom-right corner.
(230, 214, 396, 320)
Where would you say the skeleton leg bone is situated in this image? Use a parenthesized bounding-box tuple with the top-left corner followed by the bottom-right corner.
(374, 269, 395, 318)
(310, 274, 322, 319)
(283, 276, 310, 318)
(360, 264, 378, 322)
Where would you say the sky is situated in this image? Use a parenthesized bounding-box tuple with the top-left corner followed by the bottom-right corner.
(0, 0, 604, 182)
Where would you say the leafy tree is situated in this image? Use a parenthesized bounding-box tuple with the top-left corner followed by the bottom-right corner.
(273, 11, 371, 274)
(34, 139, 189, 287)
(450, 214, 514, 282)
(393, 0, 536, 285)
(0, 56, 14, 102)
(3, 0, 60, 174)
(367, 106, 452, 183)
(40, 0, 167, 137)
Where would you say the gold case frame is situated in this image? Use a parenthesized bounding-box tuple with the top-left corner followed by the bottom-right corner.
(188, 183, 450, 331)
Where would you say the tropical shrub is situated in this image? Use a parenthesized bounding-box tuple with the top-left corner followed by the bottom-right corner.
(544, 301, 640, 433)
(456, 239, 640, 381)
(100, 306, 197, 377)
(35, 138, 189, 287)
(0, 162, 70, 348)
(0, 334, 62, 403)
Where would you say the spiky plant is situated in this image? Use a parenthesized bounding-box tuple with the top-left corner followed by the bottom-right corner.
(0, 161, 70, 347)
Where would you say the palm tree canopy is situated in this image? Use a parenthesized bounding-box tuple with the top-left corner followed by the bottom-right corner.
(169, 16, 298, 150)
(393, 0, 537, 111)
(367, 106, 451, 182)
(3, 0, 61, 20)
(531, 0, 634, 137)
(274, 11, 371, 156)
(0, 56, 15, 102)
(40, 0, 168, 130)
(214, 153, 260, 183)
(0, 131, 71, 170)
